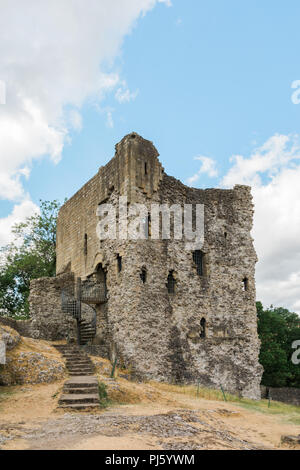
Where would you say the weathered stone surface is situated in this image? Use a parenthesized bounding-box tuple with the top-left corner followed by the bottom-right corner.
(261, 386, 300, 406)
(0, 341, 6, 364)
(0, 326, 66, 386)
(29, 273, 77, 342)
(0, 325, 20, 350)
(0, 316, 32, 338)
(281, 434, 300, 446)
(29, 133, 263, 399)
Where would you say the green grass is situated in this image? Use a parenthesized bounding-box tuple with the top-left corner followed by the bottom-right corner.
(234, 398, 300, 425)
(152, 382, 300, 425)
(98, 381, 111, 408)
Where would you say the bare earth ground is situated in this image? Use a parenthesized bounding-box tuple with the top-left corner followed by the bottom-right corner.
(0, 376, 299, 450)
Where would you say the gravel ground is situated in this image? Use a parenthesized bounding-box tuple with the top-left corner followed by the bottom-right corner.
(0, 408, 269, 450)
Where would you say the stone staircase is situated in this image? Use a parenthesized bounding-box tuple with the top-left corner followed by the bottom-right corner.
(55, 344, 100, 411)
(78, 320, 96, 346)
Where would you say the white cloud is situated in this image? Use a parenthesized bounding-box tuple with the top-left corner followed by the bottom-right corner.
(221, 134, 300, 188)
(187, 156, 218, 185)
(115, 82, 139, 104)
(221, 134, 300, 313)
(69, 109, 83, 132)
(0, 0, 171, 247)
(106, 110, 114, 129)
(158, 0, 172, 6)
(0, 200, 39, 248)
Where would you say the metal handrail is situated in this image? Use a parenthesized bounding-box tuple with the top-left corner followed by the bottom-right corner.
(81, 281, 107, 304)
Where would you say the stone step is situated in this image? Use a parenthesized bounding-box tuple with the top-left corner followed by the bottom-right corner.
(66, 363, 93, 368)
(63, 354, 90, 361)
(67, 366, 93, 369)
(69, 371, 94, 376)
(58, 403, 100, 411)
(63, 387, 99, 394)
(67, 367, 93, 371)
(63, 348, 86, 352)
(58, 349, 82, 353)
(55, 345, 79, 351)
(58, 350, 82, 355)
(65, 359, 91, 363)
(66, 364, 93, 368)
(59, 394, 99, 405)
(64, 376, 98, 387)
(62, 352, 88, 356)
(66, 358, 92, 363)
(67, 369, 94, 374)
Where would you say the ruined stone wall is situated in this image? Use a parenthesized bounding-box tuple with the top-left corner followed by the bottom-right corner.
(90, 174, 262, 398)
(29, 273, 77, 341)
(0, 316, 32, 338)
(56, 133, 163, 278)
(156, 176, 262, 398)
(261, 386, 300, 406)
(50, 133, 263, 398)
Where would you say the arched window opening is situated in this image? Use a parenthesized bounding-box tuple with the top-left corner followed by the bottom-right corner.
(192, 250, 204, 276)
(84, 234, 88, 256)
(167, 271, 176, 294)
(117, 254, 122, 273)
(200, 318, 206, 338)
(96, 263, 107, 296)
(243, 277, 249, 291)
(140, 267, 147, 284)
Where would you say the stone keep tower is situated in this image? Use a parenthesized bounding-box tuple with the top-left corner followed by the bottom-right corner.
(31, 132, 263, 399)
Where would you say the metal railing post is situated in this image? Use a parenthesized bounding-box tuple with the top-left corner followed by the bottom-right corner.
(76, 277, 81, 345)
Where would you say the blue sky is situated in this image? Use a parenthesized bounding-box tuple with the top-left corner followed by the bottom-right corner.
(13, 0, 300, 204)
(1, 0, 300, 311)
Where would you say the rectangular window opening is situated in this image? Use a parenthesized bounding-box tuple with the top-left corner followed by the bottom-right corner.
(192, 250, 204, 276)
(117, 254, 122, 273)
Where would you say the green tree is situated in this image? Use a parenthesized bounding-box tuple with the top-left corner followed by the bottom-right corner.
(0, 200, 62, 318)
(257, 301, 300, 388)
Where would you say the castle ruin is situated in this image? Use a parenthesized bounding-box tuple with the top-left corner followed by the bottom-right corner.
(29, 133, 263, 399)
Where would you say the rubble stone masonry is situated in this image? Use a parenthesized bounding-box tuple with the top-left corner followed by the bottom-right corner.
(30, 133, 263, 399)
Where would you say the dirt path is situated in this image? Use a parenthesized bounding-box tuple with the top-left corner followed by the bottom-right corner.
(0, 380, 299, 450)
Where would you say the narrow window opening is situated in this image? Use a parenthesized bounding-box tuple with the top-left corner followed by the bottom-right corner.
(117, 254, 122, 273)
(167, 271, 176, 294)
(145, 162, 148, 175)
(84, 234, 88, 256)
(140, 267, 147, 284)
(224, 231, 227, 240)
(96, 263, 107, 298)
(243, 277, 249, 291)
(147, 212, 151, 238)
(192, 250, 204, 276)
(200, 318, 206, 338)
(148, 212, 151, 235)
